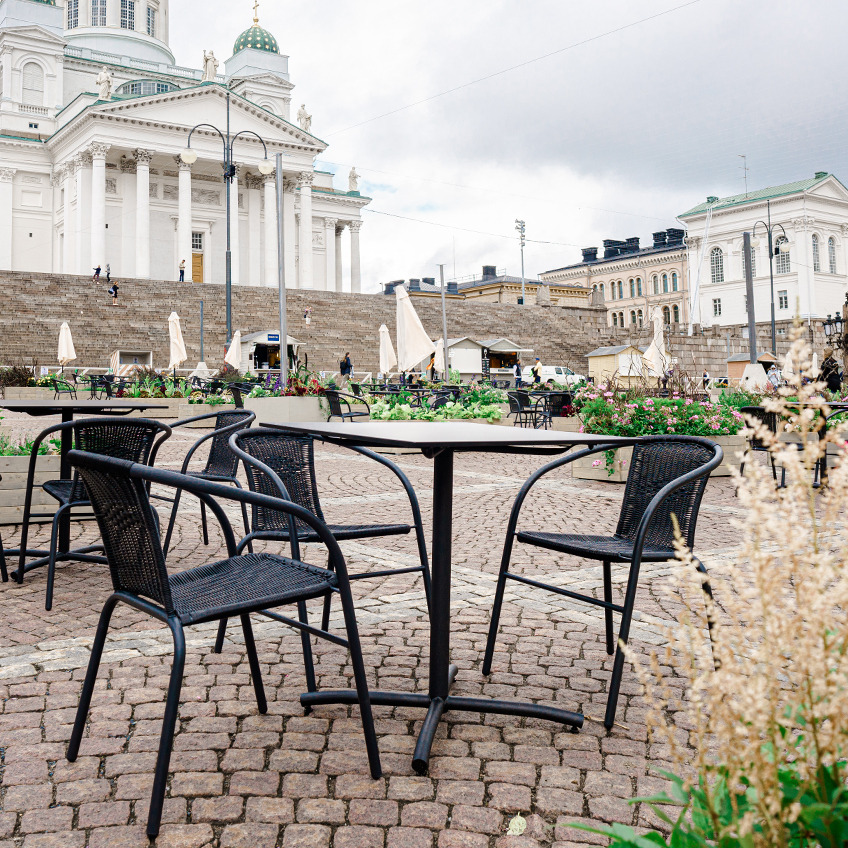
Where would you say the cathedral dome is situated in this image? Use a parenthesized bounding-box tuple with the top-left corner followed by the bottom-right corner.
(233, 23, 279, 54)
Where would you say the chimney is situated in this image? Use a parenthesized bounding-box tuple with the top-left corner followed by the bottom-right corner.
(408, 278, 421, 291)
(625, 237, 640, 253)
(666, 228, 685, 246)
(652, 231, 667, 248)
(422, 277, 435, 287)
(384, 280, 404, 295)
(602, 239, 619, 259)
(447, 281, 459, 295)
(482, 265, 497, 280)
(581, 247, 598, 263)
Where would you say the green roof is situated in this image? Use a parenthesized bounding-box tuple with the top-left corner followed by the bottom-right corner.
(679, 173, 833, 217)
(233, 23, 279, 55)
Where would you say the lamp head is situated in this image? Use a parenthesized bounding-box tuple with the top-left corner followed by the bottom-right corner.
(258, 158, 274, 176)
(751, 237, 761, 248)
(180, 147, 198, 165)
(779, 240, 791, 254)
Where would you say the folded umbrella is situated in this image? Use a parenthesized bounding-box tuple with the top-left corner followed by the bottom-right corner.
(379, 324, 397, 375)
(58, 322, 76, 371)
(225, 330, 242, 371)
(168, 311, 187, 371)
(395, 287, 434, 373)
(642, 308, 668, 378)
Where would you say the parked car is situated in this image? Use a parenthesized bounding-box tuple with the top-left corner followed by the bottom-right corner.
(521, 365, 585, 386)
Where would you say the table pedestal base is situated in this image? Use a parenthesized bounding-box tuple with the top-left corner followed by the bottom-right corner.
(8, 547, 107, 583)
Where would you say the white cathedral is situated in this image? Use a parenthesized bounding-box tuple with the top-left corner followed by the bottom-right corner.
(0, 0, 368, 289)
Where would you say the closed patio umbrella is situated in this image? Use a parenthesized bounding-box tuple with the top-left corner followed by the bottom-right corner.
(168, 311, 187, 378)
(642, 308, 668, 379)
(812, 352, 819, 377)
(58, 322, 76, 373)
(396, 287, 434, 373)
(434, 338, 446, 375)
(225, 330, 242, 371)
(379, 323, 397, 376)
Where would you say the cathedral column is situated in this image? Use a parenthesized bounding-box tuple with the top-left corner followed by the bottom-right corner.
(177, 157, 193, 282)
(324, 218, 338, 294)
(283, 178, 297, 288)
(297, 171, 314, 288)
(263, 172, 278, 287)
(75, 152, 92, 276)
(247, 174, 261, 286)
(229, 164, 241, 285)
(349, 220, 362, 293)
(134, 150, 152, 278)
(119, 156, 136, 278)
(335, 223, 345, 292)
(61, 164, 73, 273)
(89, 142, 109, 272)
(0, 168, 15, 270)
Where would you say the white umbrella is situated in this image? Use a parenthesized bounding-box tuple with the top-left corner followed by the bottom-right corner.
(189, 362, 213, 379)
(434, 338, 447, 374)
(168, 311, 187, 372)
(395, 287, 434, 372)
(379, 324, 397, 375)
(812, 352, 819, 377)
(58, 322, 76, 371)
(225, 330, 242, 371)
(783, 349, 795, 382)
(642, 308, 668, 378)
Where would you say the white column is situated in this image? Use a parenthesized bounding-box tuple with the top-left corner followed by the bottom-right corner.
(297, 171, 314, 288)
(0, 168, 14, 270)
(177, 158, 192, 282)
(75, 152, 92, 276)
(324, 218, 338, 294)
(61, 164, 73, 273)
(89, 142, 109, 272)
(247, 174, 261, 286)
(349, 220, 362, 293)
(283, 178, 297, 288)
(134, 149, 152, 278)
(263, 172, 278, 287)
(119, 157, 136, 278)
(335, 223, 345, 292)
(229, 165, 241, 285)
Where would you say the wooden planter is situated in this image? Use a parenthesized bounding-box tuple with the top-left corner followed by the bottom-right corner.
(3, 387, 54, 400)
(126, 398, 185, 419)
(0, 454, 92, 525)
(176, 403, 237, 427)
(244, 396, 325, 425)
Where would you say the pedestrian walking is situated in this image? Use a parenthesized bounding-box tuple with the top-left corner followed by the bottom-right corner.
(179, 259, 185, 282)
(819, 347, 842, 393)
(108, 282, 119, 306)
(105, 263, 111, 283)
(513, 359, 523, 388)
(92, 264, 101, 282)
(531, 357, 543, 384)
(339, 352, 352, 385)
(702, 369, 710, 390)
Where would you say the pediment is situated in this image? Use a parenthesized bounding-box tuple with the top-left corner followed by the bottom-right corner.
(231, 72, 291, 87)
(1, 24, 67, 46)
(808, 176, 848, 203)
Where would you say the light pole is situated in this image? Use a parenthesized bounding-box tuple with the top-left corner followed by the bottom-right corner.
(515, 219, 526, 304)
(752, 199, 789, 356)
(180, 91, 275, 343)
(822, 294, 848, 385)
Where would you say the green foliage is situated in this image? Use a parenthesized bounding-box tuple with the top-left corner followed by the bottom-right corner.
(0, 433, 60, 456)
(717, 388, 763, 410)
(368, 392, 503, 422)
(0, 365, 36, 389)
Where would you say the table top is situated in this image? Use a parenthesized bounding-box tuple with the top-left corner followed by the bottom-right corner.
(260, 420, 629, 451)
(0, 399, 168, 414)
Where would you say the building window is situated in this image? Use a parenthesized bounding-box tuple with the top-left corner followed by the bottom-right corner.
(778, 290, 788, 310)
(116, 79, 175, 95)
(146, 5, 156, 36)
(743, 244, 756, 279)
(637, 277, 642, 296)
(67, 0, 79, 27)
(91, 0, 106, 26)
(191, 231, 203, 251)
(829, 237, 837, 273)
(637, 308, 643, 327)
(21, 62, 44, 107)
(710, 247, 724, 283)
(671, 271, 678, 292)
(629, 278, 635, 298)
(663, 306, 671, 325)
(673, 304, 680, 323)
(775, 236, 790, 274)
(121, 0, 135, 29)
(812, 234, 820, 271)
(617, 280, 623, 299)
(599, 283, 604, 298)
(630, 310, 636, 325)
(619, 311, 624, 326)
(712, 298, 722, 317)
(662, 273, 668, 293)
(612, 313, 618, 327)
(652, 274, 659, 295)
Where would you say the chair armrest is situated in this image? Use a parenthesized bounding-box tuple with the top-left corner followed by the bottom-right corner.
(175, 412, 255, 473)
(334, 391, 370, 414)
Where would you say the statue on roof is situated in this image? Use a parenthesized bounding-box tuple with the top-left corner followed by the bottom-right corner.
(96, 67, 113, 101)
(202, 50, 219, 82)
(348, 166, 360, 192)
(297, 104, 312, 133)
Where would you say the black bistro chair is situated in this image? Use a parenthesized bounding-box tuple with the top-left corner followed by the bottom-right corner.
(325, 390, 370, 422)
(15, 418, 171, 610)
(223, 427, 431, 636)
(482, 436, 722, 729)
(507, 391, 550, 429)
(161, 409, 256, 555)
(738, 405, 815, 488)
(52, 377, 77, 399)
(65, 451, 381, 839)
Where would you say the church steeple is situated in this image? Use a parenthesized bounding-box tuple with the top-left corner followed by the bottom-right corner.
(233, 0, 280, 54)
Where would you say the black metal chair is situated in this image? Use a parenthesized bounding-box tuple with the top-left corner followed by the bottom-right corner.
(224, 427, 431, 635)
(482, 436, 722, 729)
(507, 391, 549, 429)
(161, 409, 256, 555)
(325, 390, 370, 422)
(15, 418, 172, 610)
(65, 450, 381, 839)
(541, 391, 572, 419)
(52, 377, 77, 399)
(349, 383, 364, 398)
(738, 405, 815, 488)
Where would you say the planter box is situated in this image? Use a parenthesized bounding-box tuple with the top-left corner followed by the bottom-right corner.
(571, 434, 746, 483)
(3, 387, 54, 400)
(244, 396, 325, 425)
(550, 416, 581, 432)
(0, 454, 93, 525)
(127, 398, 185, 419)
(176, 403, 237, 427)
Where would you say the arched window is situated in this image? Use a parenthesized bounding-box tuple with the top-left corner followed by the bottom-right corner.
(829, 237, 837, 273)
(592, 284, 597, 291)
(629, 278, 635, 298)
(652, 274, 659, 294)
(630, 310, 637, 325)
(617, 280, 623, 299)
(637, 277, 642, 296)
(743, 244, 756, 279)
(662, 273, 668, 293)
(710, 247, 724, 283)
(775, 237, 790, 274)
(673, 304, 680, 323)
(637, 309, 643, 327)
(663, 306, 671, 325)
(619, 311, 624, 326)
(671, 272, 678, 292)
(599, 283, 605, 298)
(612, 313, 618, 327)
(21, 62, 44, 107)
(812, 234, 820, 271)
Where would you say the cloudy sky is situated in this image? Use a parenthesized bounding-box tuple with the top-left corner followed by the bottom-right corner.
(170, 0, 848, 291)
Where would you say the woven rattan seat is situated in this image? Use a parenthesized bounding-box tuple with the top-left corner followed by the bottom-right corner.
(41, 479, 77, 503)
(482, 436, 722, 730)
(171, 553, 337, 624)
(256, 522, 411, 541)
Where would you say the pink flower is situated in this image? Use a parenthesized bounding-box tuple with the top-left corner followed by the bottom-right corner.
(592, 459, 601, 467)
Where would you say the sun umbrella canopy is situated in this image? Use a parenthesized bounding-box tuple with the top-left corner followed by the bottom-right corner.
(225, 330, 242, 370)
(812, 352, 819, 377)
(642, 308, 668, 378)
(379, 324, 397, 374)
(58, 322, 76, 366)
(168, 311, 187, 370)
(395, 287, 434, 372)
(434, 339, 447, 374)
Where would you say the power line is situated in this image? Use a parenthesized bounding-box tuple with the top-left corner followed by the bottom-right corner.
(325, 0, 705, 137)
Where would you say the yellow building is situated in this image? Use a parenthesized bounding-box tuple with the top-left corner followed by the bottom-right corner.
(586, 344, 647, 387)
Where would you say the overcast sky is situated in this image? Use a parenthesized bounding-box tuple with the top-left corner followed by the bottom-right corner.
(170, 0, 848, 291)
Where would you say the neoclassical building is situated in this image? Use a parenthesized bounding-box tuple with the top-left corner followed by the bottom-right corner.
(0, 0, 367, 289)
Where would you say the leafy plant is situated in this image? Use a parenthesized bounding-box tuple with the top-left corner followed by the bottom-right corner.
(0, 433, 60, 456)
(0, 364, 37, 389)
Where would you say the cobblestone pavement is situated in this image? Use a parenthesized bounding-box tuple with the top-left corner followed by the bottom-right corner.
(0, 413, 745, 847)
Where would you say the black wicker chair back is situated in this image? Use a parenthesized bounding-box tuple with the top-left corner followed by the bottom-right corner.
(740, 405, 777, 451)
(507, 392, 529, 414)
(324, 391, 345, 419)
(350, 383, 363, 397)
(205, 410, 254, 478)
(543, 392, 572, 417)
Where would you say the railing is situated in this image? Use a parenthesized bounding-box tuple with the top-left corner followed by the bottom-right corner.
(63, 46, 225, 83)
(19, 104, 49, 116)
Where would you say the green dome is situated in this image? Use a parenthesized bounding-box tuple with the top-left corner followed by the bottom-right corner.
(233, 23, 279, 54)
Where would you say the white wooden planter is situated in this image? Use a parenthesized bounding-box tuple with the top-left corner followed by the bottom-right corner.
(244, 396, 325, 425)
(0, 454, 92, 525)
(176, 403, 237, 427)
(3, 387, 54, 400)
(127, 398, 185, 419)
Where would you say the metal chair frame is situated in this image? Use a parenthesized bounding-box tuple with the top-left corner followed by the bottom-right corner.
(65, 451, 381, 839)
(324, 390, 371, 422)
(481, 435, 722, 729)
(507, 391, 550, 429)
(52, 377, 77, 400)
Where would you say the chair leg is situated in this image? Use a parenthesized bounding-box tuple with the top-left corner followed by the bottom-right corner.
(232, 481, 254, 554)
(602, 560, 614, 655)
(68, 594, 120, 761)
(200, 500, 209, 546)
(0, 529, 7, 583)
(45, 504, 70, 612)
(146, 619, 186, 839)
(214, 618, 228, 653)
(162, 488, 183, 556)
(240, 614, 267, 714)
(297, 600, 318, 696)
(482, 535, 516, 676)
(320, 592, 333, 632)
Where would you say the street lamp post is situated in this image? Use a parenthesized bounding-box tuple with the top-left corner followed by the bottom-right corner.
(822, 293, 848, 384)
(752, 199, 789, 356)
(515, 219, 526, 304)
(181, 91, 275, 343)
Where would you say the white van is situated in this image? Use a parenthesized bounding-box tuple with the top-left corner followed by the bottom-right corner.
(521, 364, 585, 386)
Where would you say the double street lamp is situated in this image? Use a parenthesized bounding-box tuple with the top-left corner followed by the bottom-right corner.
(751, 199, 789, 356)
(181, 91, 274, 343)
